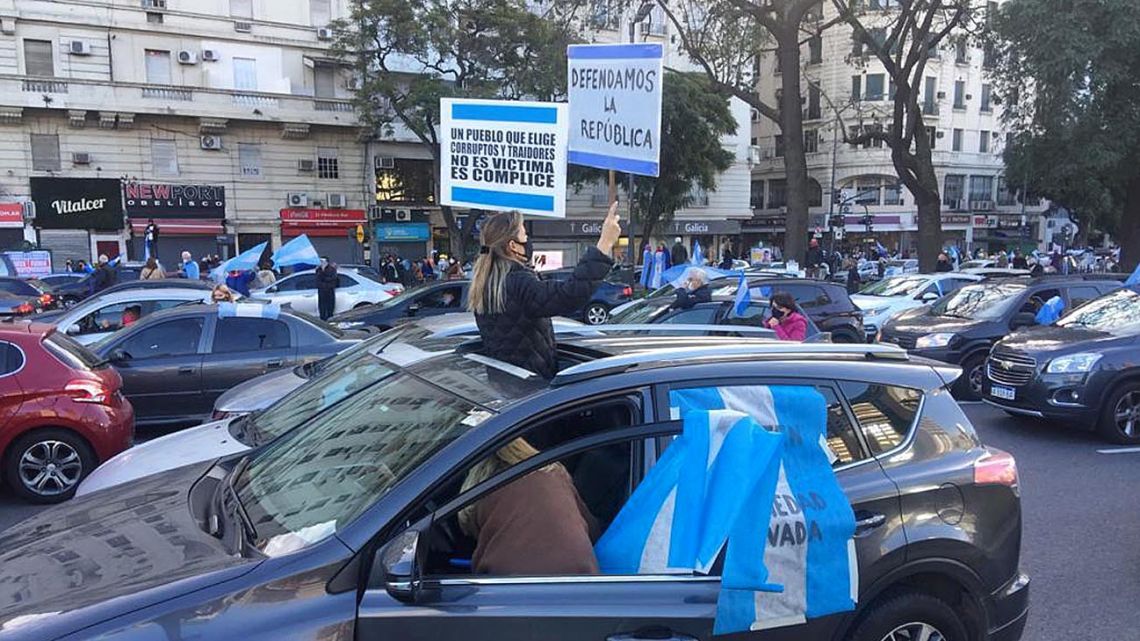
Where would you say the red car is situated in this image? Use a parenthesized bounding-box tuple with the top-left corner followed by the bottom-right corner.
(0, 323, 133, 502)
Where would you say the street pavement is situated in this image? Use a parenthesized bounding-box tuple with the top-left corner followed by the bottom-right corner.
(0, 403, 1137, 639)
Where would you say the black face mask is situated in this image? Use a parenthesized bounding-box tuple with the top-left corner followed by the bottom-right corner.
(771, 307, 786, 319)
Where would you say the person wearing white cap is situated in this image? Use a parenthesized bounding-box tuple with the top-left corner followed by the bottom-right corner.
(671, 236, 688, 266)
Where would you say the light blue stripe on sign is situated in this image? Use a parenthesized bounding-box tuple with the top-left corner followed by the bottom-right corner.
(451, 187, 554, 212)
(567, 43, 664, 59)
(451, 103, 558, 124)
(568, 150, 659, 177)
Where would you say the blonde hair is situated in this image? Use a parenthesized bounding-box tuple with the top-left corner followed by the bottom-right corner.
(457, 438, 561, 537)
(467, 211, 525, 315)
(211, 284, 236, 302)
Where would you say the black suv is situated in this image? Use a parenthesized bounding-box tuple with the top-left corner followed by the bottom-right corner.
(0, 337, 1026, 641)
(985, 287, 1140, 443)
(880, 275, 1121, 399)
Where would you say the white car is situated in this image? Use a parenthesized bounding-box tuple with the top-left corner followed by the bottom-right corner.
(38, 287, 221, 345)
(253, 267, 403, 316)
(852, 272, 983, 340)
(882, 258, 920, 277)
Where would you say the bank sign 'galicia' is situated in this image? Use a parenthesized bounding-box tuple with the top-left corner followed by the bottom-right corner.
(440, 98, 569, 219)
(567, 43, 664, 177)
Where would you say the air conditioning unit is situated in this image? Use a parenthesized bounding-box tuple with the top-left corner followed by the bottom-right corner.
(297, 158, 316, 172)
(141, 0, 167, 8)
(936, 91, 946, 99)
(317, 27, 334, 41)
(200, 135, 222, 150)
(234, 21, 252, 33)
(970, 200, 995, 211)
(177, 50, 199, 65)
(286, 192, 309, 208)
(69, 41, 92, 56)
(72, 152, 91, 165)
(326, 193, 347, 208)
(21, 201, 35, 221)
(395, 209, 412, 222)
(201, 49, 221, 62)
(374, 156, 395, 170)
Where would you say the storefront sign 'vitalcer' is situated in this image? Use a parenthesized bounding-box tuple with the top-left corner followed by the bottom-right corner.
(29, 177, 124, 230)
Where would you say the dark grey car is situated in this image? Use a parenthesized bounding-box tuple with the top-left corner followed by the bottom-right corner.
(0, 338, 1027, 641)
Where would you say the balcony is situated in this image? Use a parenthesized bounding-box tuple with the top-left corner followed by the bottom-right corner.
(0, 75, 357, 128)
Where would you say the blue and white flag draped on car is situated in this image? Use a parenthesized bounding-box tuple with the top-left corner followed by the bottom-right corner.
(1125, 261, 1140, 287)
(594, 384, 858, 635)
(217, 302, 280, 320)
(210, 241, 267, 283)
(1034, 295, 1065, 325)
(733, 273, 752, 317)
(272, 234, 320, 268)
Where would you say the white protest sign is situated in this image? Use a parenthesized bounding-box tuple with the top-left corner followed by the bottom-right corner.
(440, 98, 568, 219)
(567, 43, 664, 177)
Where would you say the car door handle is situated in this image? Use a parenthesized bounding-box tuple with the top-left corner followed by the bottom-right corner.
(177, 366, 196, 375)
(266, 359, 283, 369)
(607, 628, 697, 641)
(854, 512, 887, 533)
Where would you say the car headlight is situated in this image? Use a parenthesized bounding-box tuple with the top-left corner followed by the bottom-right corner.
(1046, 352, 1102, 374)
(335, 321, 365, 329)
(915, 332, 956, 349)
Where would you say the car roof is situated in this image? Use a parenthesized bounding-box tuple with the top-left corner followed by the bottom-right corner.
(88, 288, 212, 303)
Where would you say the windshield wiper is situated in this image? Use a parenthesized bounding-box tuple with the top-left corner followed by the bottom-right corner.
(217, 456, 258, 545)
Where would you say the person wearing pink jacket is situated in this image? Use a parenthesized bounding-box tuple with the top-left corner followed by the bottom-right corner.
(766, 291, 808, 341)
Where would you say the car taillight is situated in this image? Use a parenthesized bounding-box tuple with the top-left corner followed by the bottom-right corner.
(622, 286, 633, 297)
(39, 293, 53, 307)
(974, 448, 1019, 493)
(65, 379, 113, 406)
(14, 303, 34, 315)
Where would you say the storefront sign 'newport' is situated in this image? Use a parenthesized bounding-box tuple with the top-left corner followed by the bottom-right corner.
(124, 182, 226, 219)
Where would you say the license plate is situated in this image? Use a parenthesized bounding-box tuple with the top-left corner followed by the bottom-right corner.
(991, 385, 1016, 401)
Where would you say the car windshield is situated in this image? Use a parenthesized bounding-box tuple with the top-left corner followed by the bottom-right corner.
(1056, 289, 1140, 333)
(369, 286, 422, 310)
(609, 299, 673, 324)
(233, 369, 483, 556)
(43, 331, 105, 370)
(290, 309, 346, 338)
(931, 282, 1027, 320)
(859, 276, 928, 297)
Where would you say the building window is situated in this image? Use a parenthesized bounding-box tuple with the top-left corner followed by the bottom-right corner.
(997, 176, 1019, 206)
(980, 84, 992, 112)
(314, 64, 336, 99)
(147, 11, 164, 24)
(953, 80, 966, 109)
(317, 147, 339, 179)
(865, 73, 885, 101)
(983, 42, 996, 69)
(943, 174, 965, 207)
(30, 134, 60, 171)
(883, 181, 902, 205)
(807, 178, 823, 207)
(310, 0, 332, 25)
(855, 178, 880, 205)
(851, 75, 862, 101)
(145, 49, 172, 85)
(969, 175, 995, 202)
(774, 135, 785, 158)
(807, 84, 821, 120)
(239, 143, 262, 177)
(809, 35, 823, 64)
(590, 0, 621, 30)
(926, 126, 937, 150)
(23, 39, 54, 77)
(750, 180, 764, 209)
(954, 39, 968, 64)
(804, 129, 819, 154)
(923, 76, 937, 115)
(849, 124, 884, 149)
(150, 139, 179, 177)
(230, 0, 253, 19)
(979, 130, 990, 153)
(233, 58, 257, 91)
(768, 179, 787, 209)
(952, 128, 963, 152)
(851, 33, 863, 57)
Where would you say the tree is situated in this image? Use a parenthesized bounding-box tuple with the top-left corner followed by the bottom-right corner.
(992, 0, 1140, 270)
(658, 0, 835, 265)
(829, 0, 973, 271)
(570, 71, 737, 251)
(335, 0, 582, 259)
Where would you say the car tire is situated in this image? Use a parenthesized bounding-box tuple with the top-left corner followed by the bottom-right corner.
(584, 303, 609, 325)
(3, 428, 96, 504)
(953, 354, 986, 402)
(1097, 381, 1140, 444)
(61, 296, 80, 309)
(846, 592, 970, 641)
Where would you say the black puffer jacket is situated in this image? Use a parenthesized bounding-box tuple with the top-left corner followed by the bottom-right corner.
(475, 247, 613, 379)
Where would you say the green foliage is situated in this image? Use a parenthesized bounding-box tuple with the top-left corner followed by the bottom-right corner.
(570, 72, 737, 243)
(993, 0, 1140, 236)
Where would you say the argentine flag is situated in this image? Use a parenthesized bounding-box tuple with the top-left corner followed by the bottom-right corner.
(1125, 261, 1140, 287)
(210, 241, 267, 283)
(217, 302, 281, 320)
(691, 240, 704, 265)
(733, 272, 751, 317)
(272, 234, 320, 268)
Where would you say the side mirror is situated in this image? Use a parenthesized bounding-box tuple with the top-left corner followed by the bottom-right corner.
(920, 292, 939, 302)
(407, 303, 421, 316)
(65, 323, 80, 335)
(1011, 312, 1037, 329)
(107, 348, 131, 363)
(375, 528, 421, 603)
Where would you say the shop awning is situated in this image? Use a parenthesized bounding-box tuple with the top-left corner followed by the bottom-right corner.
(280, 208, 366, 237)
(129, 218, 224, 236)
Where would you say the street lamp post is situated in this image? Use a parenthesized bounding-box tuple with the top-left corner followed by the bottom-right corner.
(624, 1, 654, 268)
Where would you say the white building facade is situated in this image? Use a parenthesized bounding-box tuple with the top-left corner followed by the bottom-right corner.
(747, 0, 1048, 258)
(0, 0, 369, 268)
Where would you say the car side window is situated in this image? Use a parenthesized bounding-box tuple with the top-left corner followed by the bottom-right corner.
(0, 341, 23, 376)
(337, 274, 355, 288)
(782, 284, 828, 309)
(78, 302, 144, 334)
(421, 286, 463, 309)
(837, 381, 922, 456)
(119, 318, 204, 359)
(278, 274, 317, 292)
(1067, 286, 1100, 309)
(659, 307, 718, 325)
(1020, 288, 1061, 315)
(723, 302, 771, 327)
(212, 318, 291, 353)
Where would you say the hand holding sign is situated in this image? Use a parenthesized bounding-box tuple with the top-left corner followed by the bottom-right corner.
(596, 200, 622, 256)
